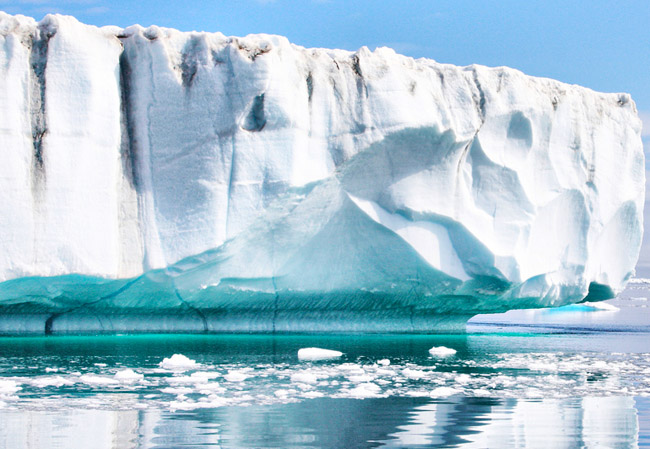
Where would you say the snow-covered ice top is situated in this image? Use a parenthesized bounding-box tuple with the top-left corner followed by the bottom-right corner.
(0, 13, 644, 332)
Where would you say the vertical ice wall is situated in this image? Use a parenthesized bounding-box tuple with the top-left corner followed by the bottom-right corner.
(0, 13, 644, 310)
(0, 14, 133, 279)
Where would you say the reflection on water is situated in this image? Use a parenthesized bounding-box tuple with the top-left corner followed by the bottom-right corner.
(0, 396, 641, 448)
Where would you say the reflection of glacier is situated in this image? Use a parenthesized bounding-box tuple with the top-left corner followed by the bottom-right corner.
(0, 13, 644, 332)
(0, 397, 640, 448)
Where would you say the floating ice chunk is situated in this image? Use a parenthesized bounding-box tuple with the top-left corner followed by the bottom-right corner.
(0, 13, 643, 335)
(297, 348, 343, 361)
(197, 383, 224, 395)
(159, 354, 199, 371)
(114, 369, 144, 383)
(402, 368, 427, 380)
(161, 386, 194, 395)
(44, 367, 59, 373)
(455, 374, 471, 384)
(430, 386, 461, 398)
(302, 390, 324, 399)
(190, 372, 220, 381)
(349, 382, 381, 398)
(79, 374, 118, 386)
(224, 370, 250, 382)
(428, 346, 457, 357)
(348, 373, 375, 383)
(274, 390, 289, 398)
(377, 359, 391, 366)
(0, 379, 21, 396)
(32, 376, 74, 388)
(169, 396, 229, 411)
(290, 372, 319, 384)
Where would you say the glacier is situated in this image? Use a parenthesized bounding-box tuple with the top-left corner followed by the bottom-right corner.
(0, 13, 644, 333)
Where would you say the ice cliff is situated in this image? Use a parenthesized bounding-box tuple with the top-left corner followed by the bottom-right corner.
(0, 13, 644, 332)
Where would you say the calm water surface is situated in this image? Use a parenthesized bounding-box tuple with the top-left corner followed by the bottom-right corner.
(1, 282, 650, 448)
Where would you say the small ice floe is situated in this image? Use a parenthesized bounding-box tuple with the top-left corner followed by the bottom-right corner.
(169, 395, 229, 412)
(349, 382, 381, 398)
(44, 367, 59, 373)
(348, 373, 374, 383)
(430, 386, 460, 398)
(297, 347, 343, 361)
(377, 359, 391, 366)
(428, 346, 457, 357)
(224, 370, 250, 382)
(302, 390, 324, 399)
(32, 376, 74, 388)
(159, 354, 199, 371)
(161, 386, 194, 395)
(79, 374, 118, 386)
(274, 389, 289, 398)
(402, 368, 427, 380)
(0, 379, 21, 396)
(290, 371, 319, 384)
(114, 369, 144, 383)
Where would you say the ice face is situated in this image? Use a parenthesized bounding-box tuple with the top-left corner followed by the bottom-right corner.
(0, 13, 644, 333)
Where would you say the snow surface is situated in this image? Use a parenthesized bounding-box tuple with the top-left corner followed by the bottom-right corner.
(0, 12, 645, 332)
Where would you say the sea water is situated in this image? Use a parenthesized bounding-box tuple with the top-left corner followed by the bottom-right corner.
(0, 282, 649, 448)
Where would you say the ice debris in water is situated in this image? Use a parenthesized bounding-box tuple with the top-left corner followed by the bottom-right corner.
(377, 359, 391, 366)
(114, 369, 144, 383)
(430, 386, 461, 398)
(297, 348, 343, 361)
(0, 379, 21, 396)
(224, 370, 251, 382)
(79, 374, 118, 386)
(349, 382, 382, 398)
(428, 346, 457, 357)
(290, 372, 320, 384)
(32, 376, 74, 388)
(159, 354, 199, 371)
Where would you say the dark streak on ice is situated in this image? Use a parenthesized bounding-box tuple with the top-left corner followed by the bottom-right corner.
(306, 72, 314, 102)
(181, 36, 200, 89)
(118, 45, 139, 190)
(29, 25, 52, 177)
(351, 54, 368, 99)
(472, 69, 486, 122)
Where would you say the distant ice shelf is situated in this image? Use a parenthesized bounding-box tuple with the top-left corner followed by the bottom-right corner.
(0, 13, 644, 333)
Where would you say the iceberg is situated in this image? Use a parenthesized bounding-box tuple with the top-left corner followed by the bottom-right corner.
(0, 13, 644, 333)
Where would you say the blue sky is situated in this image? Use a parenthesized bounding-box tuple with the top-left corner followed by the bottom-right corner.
(3, 0, 650, 270)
